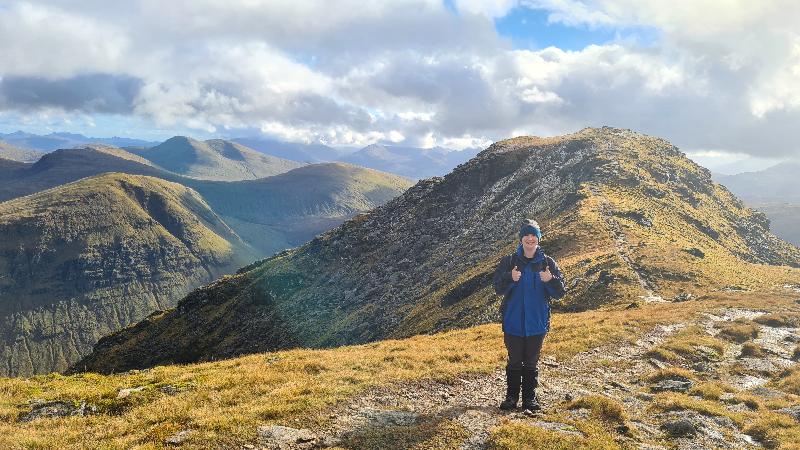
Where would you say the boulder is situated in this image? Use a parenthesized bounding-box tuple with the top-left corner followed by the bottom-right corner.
(660, 418, 697, 438)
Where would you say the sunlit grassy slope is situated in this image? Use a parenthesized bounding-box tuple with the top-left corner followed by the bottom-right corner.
(2, 290, 798, 449)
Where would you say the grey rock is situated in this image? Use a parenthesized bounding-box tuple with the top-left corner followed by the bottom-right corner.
(117, 386, 146, 398)
(660, 418, 697, 438)
(682, 247, 705, 258)
(165, 430, 192, 446)
(778, 405, 800, 421)
(20, 400, 90, 422)
(357, 408, 419, 426)
(673, 292, 694, 302)
(650, 379, 693, 393)
(257, 425, 317, 449)
(636, 392, 655, 401)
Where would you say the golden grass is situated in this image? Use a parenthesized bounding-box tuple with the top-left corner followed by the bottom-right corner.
(566, 395, 628, 426)
(642, 367, 698, 383)
(645, 326, 727, 363)
(743, 413, 800, 449)
(649, 392, 743, 426)
(775, 366, 800, 395)
(0, 291, 796, 449)
(488, 420, 622, 450)
(753, 313, 800, 328)
(716, 319, 760, 343)
(740, 342, 765, 358)
(687, 381, 734, 401)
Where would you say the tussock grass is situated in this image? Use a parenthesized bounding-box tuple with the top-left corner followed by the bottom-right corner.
(688, 382, 734, 401)
(753, 312, 800, 328)
(716, 319, 760, 343)
(488, 420, 621, 450)
(775, 366, 800, 395)
(566, 395, 628, 426)
(642, 367, 697, 384)
(649, 392, 743, 425)
(645, 326, 726, 363)
(743, 413, 800, 449)
(740, 342, 766, 358)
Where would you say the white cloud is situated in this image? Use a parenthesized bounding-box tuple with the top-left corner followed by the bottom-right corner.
(1, 0, 800, 157)
(453, 0, 520, 18)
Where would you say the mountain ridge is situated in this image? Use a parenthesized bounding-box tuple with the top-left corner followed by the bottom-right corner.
(74, 127, 800, 374)
(129, 136, 304, 181)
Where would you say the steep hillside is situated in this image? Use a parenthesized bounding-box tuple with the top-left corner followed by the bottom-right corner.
(339, 144, 480, 179)
(0, 158, 411, 375)
(131, 136, 303, 181)
(75, 127, 800, 373)
(0, 140, 44, 162)
(190, 163, 414, 254)
(0, 173, 258, 377)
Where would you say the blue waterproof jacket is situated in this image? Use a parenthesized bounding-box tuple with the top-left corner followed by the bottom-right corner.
(492, 245, 566, 337)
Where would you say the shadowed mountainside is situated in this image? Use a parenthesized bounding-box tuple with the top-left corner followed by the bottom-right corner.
(0, 152, 412, 376)
(0, 173, 255, 376)
(74, 127, 800, 374)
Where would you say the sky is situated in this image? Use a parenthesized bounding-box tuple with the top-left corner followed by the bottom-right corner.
(1, 0, 800, 166)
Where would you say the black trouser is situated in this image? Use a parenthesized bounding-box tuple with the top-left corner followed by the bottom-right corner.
(504, 333, 546, 370)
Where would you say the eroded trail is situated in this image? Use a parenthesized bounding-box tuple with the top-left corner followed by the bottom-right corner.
(258, 307, 800, 449)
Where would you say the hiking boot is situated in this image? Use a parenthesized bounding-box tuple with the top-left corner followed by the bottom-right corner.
(521, 391, 541, 412)
(521, 367, 540, 411)
(499, 367, 522, 410)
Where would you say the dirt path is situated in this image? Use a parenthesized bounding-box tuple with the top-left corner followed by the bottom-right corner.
(254, 306, 798, 450)
(586, 183, 664, 303)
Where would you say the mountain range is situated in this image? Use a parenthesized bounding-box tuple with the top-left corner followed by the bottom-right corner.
(0, 140, 44, 162)
(127, 136, 304, 181)
(338, 144, 480, 179)
(0, 142, 412, 376)
(715, 161, 800, 246)
(74, 127, 800, 374)
(3, 131, 484, 180)
(0, 131, 159, 152)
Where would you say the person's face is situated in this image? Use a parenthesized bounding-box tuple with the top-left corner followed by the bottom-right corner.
(521, 233, 539, 250)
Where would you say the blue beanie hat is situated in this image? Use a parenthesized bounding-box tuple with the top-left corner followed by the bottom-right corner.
(519, 219, 542, 240)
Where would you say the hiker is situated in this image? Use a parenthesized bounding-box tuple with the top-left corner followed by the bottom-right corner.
(492, 219, 566, 412)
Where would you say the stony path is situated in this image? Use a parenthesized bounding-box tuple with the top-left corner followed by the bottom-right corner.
(252, 306, 799, 449)
(586, 183, 664, 303)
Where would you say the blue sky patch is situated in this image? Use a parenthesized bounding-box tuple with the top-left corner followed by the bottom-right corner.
(494, 6, 659, 51)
